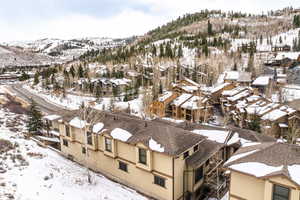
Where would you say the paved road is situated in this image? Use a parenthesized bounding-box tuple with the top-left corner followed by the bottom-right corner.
(7, 84, 75, 116)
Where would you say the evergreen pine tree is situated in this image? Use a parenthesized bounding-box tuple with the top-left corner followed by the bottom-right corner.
(33, 72, 39, 85)
(202, 44, 209, 57)
(248, 115, 261, 133)
(159, 44, 164, 57)
(70, 65, 76, 79)
(27, 99, 43, 135)
(124, 86, 129, 102)
(152, 45, 157, 57)
(207, 20, 213, 36)
(233, 63, 238, 71)
(112, 86, 119, 97)
(259, 35, 263, 45)
(78, 65, 84, 78)
(178, 45, 183, 57)
(279, 36, 282, 44)
(159, 82, 163, 94)
(19, 71, 30, 81)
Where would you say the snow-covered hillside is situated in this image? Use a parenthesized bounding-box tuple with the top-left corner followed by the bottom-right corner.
(0, 107, 147, 200)
(1, 37, 127, 65)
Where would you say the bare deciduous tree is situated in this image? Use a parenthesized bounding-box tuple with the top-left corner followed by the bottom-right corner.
(286, 117, 300, 144)
(78, 102, 105, 184)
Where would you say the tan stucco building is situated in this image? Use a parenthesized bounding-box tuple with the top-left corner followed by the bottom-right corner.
(55, 112, 229, 200)
(225, 142, 300, 200)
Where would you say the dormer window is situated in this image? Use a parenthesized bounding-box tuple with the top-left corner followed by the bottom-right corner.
(183, 151, 189, 159)
(65, 126, 70, 137)
(105, 138, 112, 152)
(272, 184, 290, 200)
(193, 145, 199, 152)
(138, 148, 147, 165)
(87, 131, 93, 145)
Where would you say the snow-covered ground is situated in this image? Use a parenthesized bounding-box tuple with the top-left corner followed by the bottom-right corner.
(23, 84, 96, 110)
(0, 107, 147, 200)
(22, 83, 145, 118)
(230, 28, 300, 52)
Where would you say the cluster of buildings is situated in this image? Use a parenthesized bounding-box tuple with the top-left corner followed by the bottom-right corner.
(34, 53, 300, 200)
(150, 78, 213, 123)
(42, 110, 279, 200)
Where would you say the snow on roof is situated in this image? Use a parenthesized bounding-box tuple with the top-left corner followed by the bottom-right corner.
(43, 115, 61, 121)
(245, 100, 268, 114)
(110, 78, 131, 86)
(261, 109, 287, 121)
(192, 129, 230, 144)
(158, 91, 173, 102)
(69, 117, 87, 129)
(279, 105, 296, 115)
(227, 90, 251, 102)
(226, 150, 258, 164)
(246, 95, 261, 103)
(127, 70, 140, 77)
(211, 83, 231, 93)
(275, 52, 300, 61)
(229, 162, 283, 178)
(257, 103, 280, 116)
(50, 130, 60, 137)
(279, 123, 288, 128)
(242, 142, 261, 147)
(37, 136, 60, 143)
(93, 123, 104, 133)
(180, 96, 207, 110)
(184, 78, 200, 87)
(252, 76, 271, 86)
(110, 128, 132, 142)
(179, 85, 199, 93)
(237, 72, 252, 82)
(288, 165, 300, 185)
(149, 138, 164, 152)
(227, 132, 241, 145)
(172, 93, 193, 106)
(224, 71, 239, 80)
(222, 87, 247, 97)
(236, 100, 248, 110)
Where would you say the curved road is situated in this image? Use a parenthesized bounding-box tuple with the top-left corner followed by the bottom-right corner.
(7, 84, 75, 115)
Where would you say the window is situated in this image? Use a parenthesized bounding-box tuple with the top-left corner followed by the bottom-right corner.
(54, 128, 59, 133)
(154, 175, 165, 187)
(87, 131, 93, 145)
(105, 138, 112, 152)
(195, 166, 203, 183)
(119, 161, 128, 172)
(82, 147, 86, 154)
(138, 148, 147, 165)
(183, 151, 189, 159)
(47, 120, 52, 127)
(65, 126, 70, 137)
(193, 145, 199, 152)
(205, 159, 210, 166)
(272, 184, 290, 200)
(63, 139, 68, 147)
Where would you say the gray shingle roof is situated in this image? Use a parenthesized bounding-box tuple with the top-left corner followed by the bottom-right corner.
(94, 112, 206, 156)
(186, 140, 224, 168)
(224, 142, 300, 185)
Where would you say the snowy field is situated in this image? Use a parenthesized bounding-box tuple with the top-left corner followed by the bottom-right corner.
(0, 107, 147, 200)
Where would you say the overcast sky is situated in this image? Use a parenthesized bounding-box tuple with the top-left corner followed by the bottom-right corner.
(0, 0, 300, 42)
